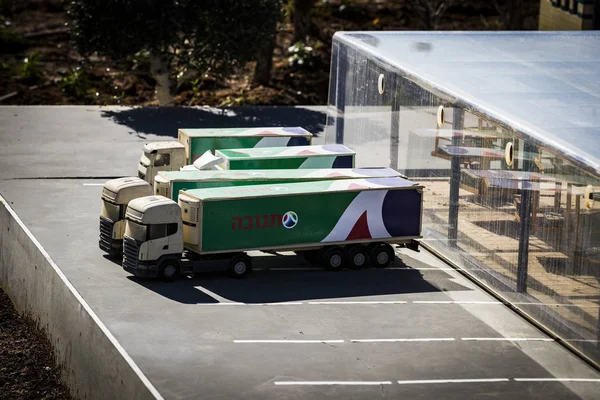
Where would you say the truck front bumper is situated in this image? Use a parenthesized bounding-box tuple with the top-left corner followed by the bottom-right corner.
(99, 216, 122, 255)
(123, 261, 159, 278)
(122, 235, 159, 278)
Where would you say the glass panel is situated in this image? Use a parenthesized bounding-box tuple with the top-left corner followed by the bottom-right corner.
(154, 153, 171, 167)
(326, 32, 600, 366)
(140, 152, 152, 167)
(148, 223, 167, 240)
(125, 221, 147, 242)
(101, 200, 120, 221)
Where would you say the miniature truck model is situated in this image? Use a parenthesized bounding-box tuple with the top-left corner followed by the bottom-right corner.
(187, 144, 356, 171)
(122, 176, 423, 280)
(154, 167, 404, 202)
(99, 177, 153, 256)
(138, 127, 312, 185)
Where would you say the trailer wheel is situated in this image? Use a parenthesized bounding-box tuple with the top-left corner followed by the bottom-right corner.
(228, 254, 252, 278)
(159, 259, 180, 282)
(323, 247, 346, 271)
(347, 245, 368, 270)
(370, 243, 395, 268)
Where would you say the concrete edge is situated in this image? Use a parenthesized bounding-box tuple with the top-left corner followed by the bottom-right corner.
(0, 194, 163, 400)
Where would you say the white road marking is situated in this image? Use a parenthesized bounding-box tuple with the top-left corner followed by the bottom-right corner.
(461, 337, 553, 342)
(194, 286, 265, 305)
(388, 267, 456, 271)
(234, 339, 344, 344)
(82, 183, 105, 186)
(513, 378, 600, 382)
(275, 381, 393, 386)
(308, 301, 407, 305)
(274, 378, 600, 387)
(397, 378, 509, 384)
(413, 300, 502, 304)
(351, 338, 455, 343)
(197, 302, 303, 306)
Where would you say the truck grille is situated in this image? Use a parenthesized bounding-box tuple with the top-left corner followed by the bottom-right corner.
(123, 236, 140, 270)
(99, 216, 114, 253)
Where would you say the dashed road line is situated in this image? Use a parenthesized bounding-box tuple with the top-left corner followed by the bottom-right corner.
(194, 295, 595, 311)
(413, 300, 502, 305)
(235, 337, 554, 344)
(387, 267, 457, 271)
(274, 378, 600, 386)
(234, 340, 344, 344)
(198, 302, 303, 306)
(461, 337, 553, 342)
(513, 378, 600, 382)
(396, 378, 510, 384)
(307, 300, 408, 305)
(351, 338, 455, 343)
(274, 381, 393, 386)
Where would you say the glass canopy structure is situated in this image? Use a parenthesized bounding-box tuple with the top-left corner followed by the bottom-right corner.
(326, 31, 600, 367)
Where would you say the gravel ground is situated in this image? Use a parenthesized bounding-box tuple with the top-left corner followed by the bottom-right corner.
(0, 286, 73, 400)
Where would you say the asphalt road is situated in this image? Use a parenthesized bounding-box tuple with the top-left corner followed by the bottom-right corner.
(1, 106, 600, 400)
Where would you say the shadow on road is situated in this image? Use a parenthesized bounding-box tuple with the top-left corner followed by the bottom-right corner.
(129, 252, 474, 304)
(100, 106, 327, 138)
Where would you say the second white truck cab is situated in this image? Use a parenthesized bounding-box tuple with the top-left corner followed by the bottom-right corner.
(99, 177, 153, 257)
(138, 141, 186, 183)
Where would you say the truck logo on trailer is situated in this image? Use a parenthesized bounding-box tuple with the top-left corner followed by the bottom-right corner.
(282, 211, 298, 229)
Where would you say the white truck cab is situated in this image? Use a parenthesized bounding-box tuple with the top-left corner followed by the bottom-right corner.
(138, 141, 186, 184)
(122, 195, 183, 279)
(99, 177, 153, 257)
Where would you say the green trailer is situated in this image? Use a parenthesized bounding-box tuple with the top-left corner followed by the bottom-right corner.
(122, 176, 423, 280)
(193, 144, 356, 170)
(154, 167, 405, 202)
(179, 126, 312, 163)
(138, 126, 313, 185)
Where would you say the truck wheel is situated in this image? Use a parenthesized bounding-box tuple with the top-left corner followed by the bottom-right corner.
(159, 259, 180, 282)
(347, 245, 368, 270)
(228, 254, 252, 278)
(323, 247, 346, 272)
(370, 243, 395, 268)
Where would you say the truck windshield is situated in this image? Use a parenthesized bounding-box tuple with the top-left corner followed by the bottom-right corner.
(125, 220, 147, 242)
(140, 152, 152, 167)
(153, 152, 170, 167)
(101, 200, 120, 221)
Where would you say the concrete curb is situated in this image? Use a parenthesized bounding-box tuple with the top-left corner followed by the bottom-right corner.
(0, 194, 163, 400)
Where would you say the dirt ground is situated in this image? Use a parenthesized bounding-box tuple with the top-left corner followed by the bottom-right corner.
(0, 286, 73, 399)
(0, 0, 541, 106)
